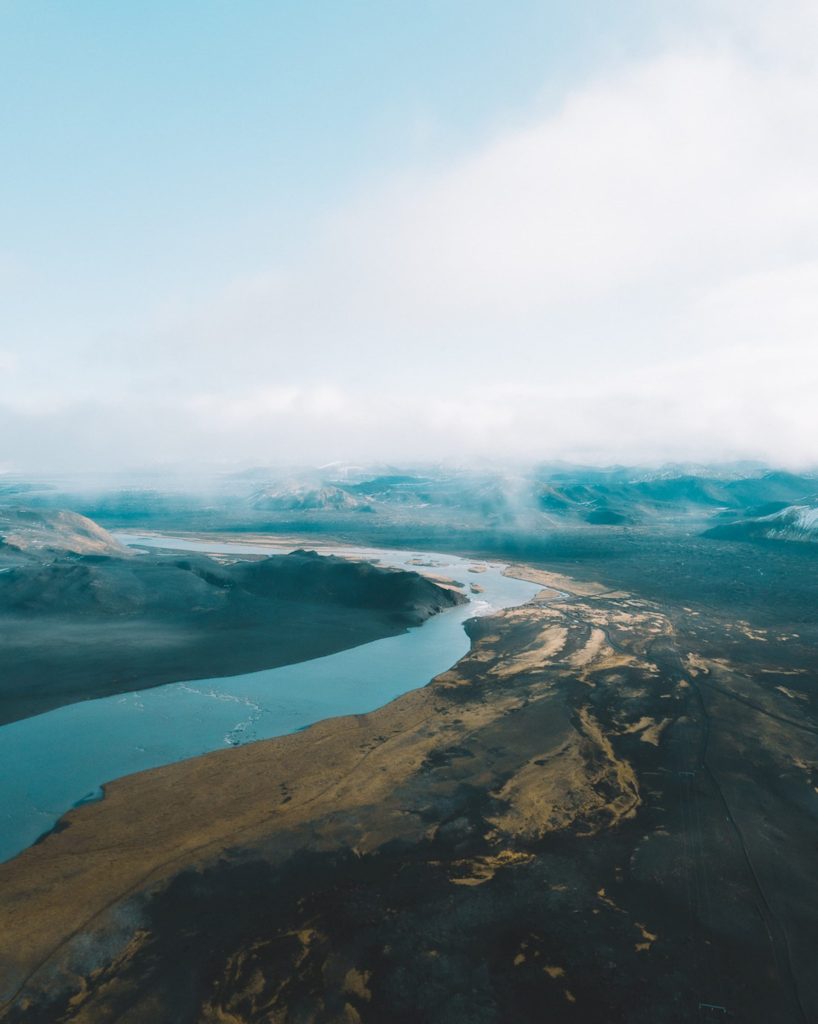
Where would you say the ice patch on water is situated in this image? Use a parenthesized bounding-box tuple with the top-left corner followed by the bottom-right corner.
(178, 684, 266, 747)
(223, 717, 263, 747)
(470, 599, 493, 616)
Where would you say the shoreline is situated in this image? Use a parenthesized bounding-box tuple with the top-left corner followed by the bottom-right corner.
(1, 565, 556, 1011)
(0, 544, 541, 868)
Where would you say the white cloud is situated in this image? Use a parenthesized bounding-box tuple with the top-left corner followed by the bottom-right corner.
(168, 41, 816, 352)
(0, 350, 18, 375)
(6, 1, 818, 470)
(320, 49, 818, 334)
(4, 338, 816, 472)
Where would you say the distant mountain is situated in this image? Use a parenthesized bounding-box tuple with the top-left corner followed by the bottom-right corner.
(534, 469, 818, 526)
(250, 484, 374, 512)
(11, 464, 818, 534)
(0, 508, 130, 558)
(248, 474, 523, 520)
(705, 499, 818, 544)
(348, 473, 527, 519)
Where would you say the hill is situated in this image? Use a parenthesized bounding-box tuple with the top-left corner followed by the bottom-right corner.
(0, 521, 465, 725)
(705, 499, 818, 544)
(0, 508, 130, 558)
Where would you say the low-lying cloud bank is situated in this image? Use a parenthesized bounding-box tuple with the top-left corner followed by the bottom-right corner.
(3, 339, 817, 472)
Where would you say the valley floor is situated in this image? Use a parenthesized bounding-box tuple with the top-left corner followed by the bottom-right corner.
(1, 559, 816, 1022)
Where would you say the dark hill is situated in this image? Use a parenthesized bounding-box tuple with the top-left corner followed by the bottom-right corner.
(0, 542, 465, 726)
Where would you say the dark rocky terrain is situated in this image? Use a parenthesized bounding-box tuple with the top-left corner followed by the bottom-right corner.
(0, 552, 816, 1023)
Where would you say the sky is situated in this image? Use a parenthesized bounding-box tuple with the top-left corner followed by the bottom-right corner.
(2, 0, 818, 472)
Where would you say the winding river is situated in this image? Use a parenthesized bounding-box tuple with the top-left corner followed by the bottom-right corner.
(0, 537, 542, 862)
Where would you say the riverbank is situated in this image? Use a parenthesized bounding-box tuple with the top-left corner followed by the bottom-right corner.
(0, 545, 540, 862)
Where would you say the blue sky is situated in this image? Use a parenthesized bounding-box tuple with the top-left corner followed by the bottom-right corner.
(2, 2, 657, 308)
(2, 1, 818, 470)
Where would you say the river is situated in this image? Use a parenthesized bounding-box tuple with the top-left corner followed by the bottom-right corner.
(0, 536, 542, 862)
